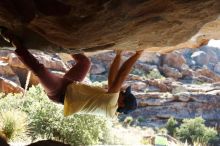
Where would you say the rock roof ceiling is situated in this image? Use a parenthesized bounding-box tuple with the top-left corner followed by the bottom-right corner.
(0, 0, 220, 53)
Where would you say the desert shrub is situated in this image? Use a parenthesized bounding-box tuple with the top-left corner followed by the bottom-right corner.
(29, 108, 112, 145)
(91, 81, 108, 88)
(176, 117, 218, 145)
(154, 135, 168, 146)
(0, 85, 117, 145)
(145, 69, 164, 79)
(157, 128, 168, 135)
(141, 137, 152, 145)
(137, 116, 145, 123)
(206, 133, 220, 146)
(193, 80, 205, 85)
(25, 85, 113, 145)
(131, 68, 146, 76)
(132, 68, 164, 79)
(123, 116, 134, 127)
(0, 93, 23, 110)
(0, 110, 28, 141)
(166, 117, 178, 136)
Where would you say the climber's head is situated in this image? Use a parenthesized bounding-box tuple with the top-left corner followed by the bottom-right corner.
(117, 86, 137, 114)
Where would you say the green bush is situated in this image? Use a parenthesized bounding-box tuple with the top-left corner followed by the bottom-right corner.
(201, 133, 220, 146)
(157, 128, 168, 135)
(0, 110, 28, 141)
(123, 116, 134, 127)
(131, 68, 146, 77)
(146, 69, 164, 79)
(0, 85, 117, 145)
(176, 117, 218, 145)
(166, 117, 178, 136)
(131, 68, 164, 79)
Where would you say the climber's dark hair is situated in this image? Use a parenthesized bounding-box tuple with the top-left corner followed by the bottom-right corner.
(117, 86, 137, 114)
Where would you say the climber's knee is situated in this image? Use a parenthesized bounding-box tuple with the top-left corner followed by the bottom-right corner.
(72, 54, 91, 70)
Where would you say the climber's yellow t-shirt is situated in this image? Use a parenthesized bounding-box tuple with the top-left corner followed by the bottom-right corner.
(63, 82, 119, 118)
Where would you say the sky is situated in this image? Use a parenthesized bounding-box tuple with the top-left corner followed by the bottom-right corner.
(207, 39, 220, 48)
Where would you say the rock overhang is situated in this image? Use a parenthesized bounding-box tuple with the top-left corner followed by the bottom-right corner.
(0, 0, 220, 53)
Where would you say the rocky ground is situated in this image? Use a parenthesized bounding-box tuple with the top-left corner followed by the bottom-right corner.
(0, 44, 220, 143)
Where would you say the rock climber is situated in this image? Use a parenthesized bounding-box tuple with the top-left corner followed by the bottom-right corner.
(0, 28, 143, 118)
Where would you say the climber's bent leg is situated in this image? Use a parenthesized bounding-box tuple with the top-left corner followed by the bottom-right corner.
(63, 53, 91, 82)
(0, 28, 68, 103)
(15, 48, 70, 103)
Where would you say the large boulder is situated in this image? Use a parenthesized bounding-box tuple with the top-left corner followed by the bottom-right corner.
(160, 65, 182, 79)
(8, 53, 26, 68)
(162, 51, 186, 70)
(200, 46, 220, 63)
(214, 62, 220, 74)
(134, 63, 158, 74)
(145, 79, 172, 92)
(190, 46, 220, 68)
(133, 86, 220, 128)
(191, 51, 209, 66)
(90, 63, 106, 75)
(124, 81, 147, 91)
(34, 51, 67, 72)
(0, 0, 220, 52)
(139, 52, 161, 65)
(0, 77, 24, 93)
(195, 67, 220, 82)
(0, 60, 20, 85)
(0, 51, 67, 89)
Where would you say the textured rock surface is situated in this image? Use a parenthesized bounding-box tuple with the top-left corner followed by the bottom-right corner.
(0, 50, 67, 91)
(214, 62, 220, 74)
(162, 51, 186, 70)
(191, 51, 210, 66)
(0, 0, 220, 52)
(134, 90, 220, 127)
(0, 77, 24, 93)
(195, 68, 220, 82)
(0, 60, 20, 84)
(161, 65, 182, 79)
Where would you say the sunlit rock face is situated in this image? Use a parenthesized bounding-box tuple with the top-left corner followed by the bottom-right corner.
(0, 0, 220, 52)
